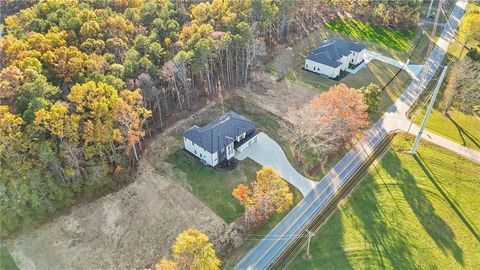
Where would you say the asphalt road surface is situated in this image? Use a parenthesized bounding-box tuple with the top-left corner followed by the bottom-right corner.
(235, 1, 468, 269)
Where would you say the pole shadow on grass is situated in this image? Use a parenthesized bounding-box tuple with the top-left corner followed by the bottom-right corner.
(414, 153, 480, 243)
(446, 114, 480, 150)
(384, 152, 464, 265)
(291, 209, 353, 270)
(349, 169, 416, 270)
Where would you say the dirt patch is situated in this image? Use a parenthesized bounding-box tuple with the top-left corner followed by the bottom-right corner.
(1, 72, 316, 270)
(239, 72, 316, 116)
(4, 159, 226, 270)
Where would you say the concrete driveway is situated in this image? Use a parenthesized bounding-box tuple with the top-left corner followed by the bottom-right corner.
(236, 132, 318, 196)
(345, 50, 423, 79)
(364, 50, 423, 79)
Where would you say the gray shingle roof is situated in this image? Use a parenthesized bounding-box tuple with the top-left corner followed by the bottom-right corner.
(183, 111, 256, 153)
(306, 38, 365, 67)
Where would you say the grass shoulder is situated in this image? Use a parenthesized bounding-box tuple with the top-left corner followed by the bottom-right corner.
(289, 134, 480, 269)
(410, 56, 480, 151)
(413, 108, 480, 151)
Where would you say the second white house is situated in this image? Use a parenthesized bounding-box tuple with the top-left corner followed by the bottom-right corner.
(304, 38, 366, 78)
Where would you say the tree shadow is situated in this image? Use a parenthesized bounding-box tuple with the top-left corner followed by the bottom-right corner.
(302, 210, 353, 269)
(446, 114, 480, 149)
(414, 153, 480, 242)
(384, 152, 464, 265)
(289, 207, 353, 269)
(349, 170, 416, 269)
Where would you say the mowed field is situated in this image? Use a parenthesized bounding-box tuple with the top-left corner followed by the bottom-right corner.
(289, 135, 480, 269)
(413, 107, 480, 151)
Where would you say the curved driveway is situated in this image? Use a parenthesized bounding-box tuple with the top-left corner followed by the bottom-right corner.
(364, 50, 424, 79)
(236, 132, 318, 196)
(235, 1, 468, 269)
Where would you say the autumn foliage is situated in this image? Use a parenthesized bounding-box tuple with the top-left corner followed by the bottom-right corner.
(232, 166, 293, 227)
(285, 83, 369, 166)
(310, 83, 368, 146)
(155, 228, 221, 270)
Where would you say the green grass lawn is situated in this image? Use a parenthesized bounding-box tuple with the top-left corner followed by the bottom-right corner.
(154, 96, 304, 223)
(448, 3, 480, 59)
(0, 247, 19, 270)
(326, 19, 416, 52)
(289, 135, 480, 269)
(166, 151, 260, 223)
(413, 108, 480, 151)
(410, 55, 480, 151)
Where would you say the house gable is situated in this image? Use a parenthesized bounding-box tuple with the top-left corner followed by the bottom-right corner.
(306, 38, 365, 68)
(183, 111, 256, 154)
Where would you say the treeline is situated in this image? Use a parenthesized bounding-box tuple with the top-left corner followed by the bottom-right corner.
(0, 0, 421, 235)
(329, 0, 422, 29)
(0, 0, 314, 235)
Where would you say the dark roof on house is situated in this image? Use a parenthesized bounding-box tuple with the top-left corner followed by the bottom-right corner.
(306, 38, 365, 67)
(183, 111, 256, 153)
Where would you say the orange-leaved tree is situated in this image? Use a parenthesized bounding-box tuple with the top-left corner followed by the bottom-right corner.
(286, 83, 368, 162)
(232, 166, 293, 227)
(309, 83, 368, 149)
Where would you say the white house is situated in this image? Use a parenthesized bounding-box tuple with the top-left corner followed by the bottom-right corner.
(183, 111, 259, 167)
(304, 39, 366, 78)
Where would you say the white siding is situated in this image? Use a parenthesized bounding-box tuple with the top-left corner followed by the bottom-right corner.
(212, 151, 218, 166)
(236, 132, 246, 142)
(304, 59, 338, 78)
(305, 49, 365, 78)
(236, 133, 259, 152)
(353, 49, 365, 65)
(183, 137, 217, 166)
(334, 66, 341, 77)
(339, 55, 349, 70)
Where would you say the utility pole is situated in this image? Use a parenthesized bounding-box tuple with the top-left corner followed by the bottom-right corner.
(306, 230, 315, 259)
(410, 66, 448, 155)
(427, 0, 435, 18)
(418, 0, 445, 92)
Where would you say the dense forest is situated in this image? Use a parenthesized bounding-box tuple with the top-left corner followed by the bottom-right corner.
(0, 0, 421, 234)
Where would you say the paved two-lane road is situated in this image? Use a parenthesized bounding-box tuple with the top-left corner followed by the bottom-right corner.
(235, 1, 468, 269)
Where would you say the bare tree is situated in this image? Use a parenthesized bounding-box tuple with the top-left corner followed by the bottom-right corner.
(162, 60, 183, 111)
(442, 58, 480, 115)
(284, 104, 336, 162)
(244, 31, 266, 84)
